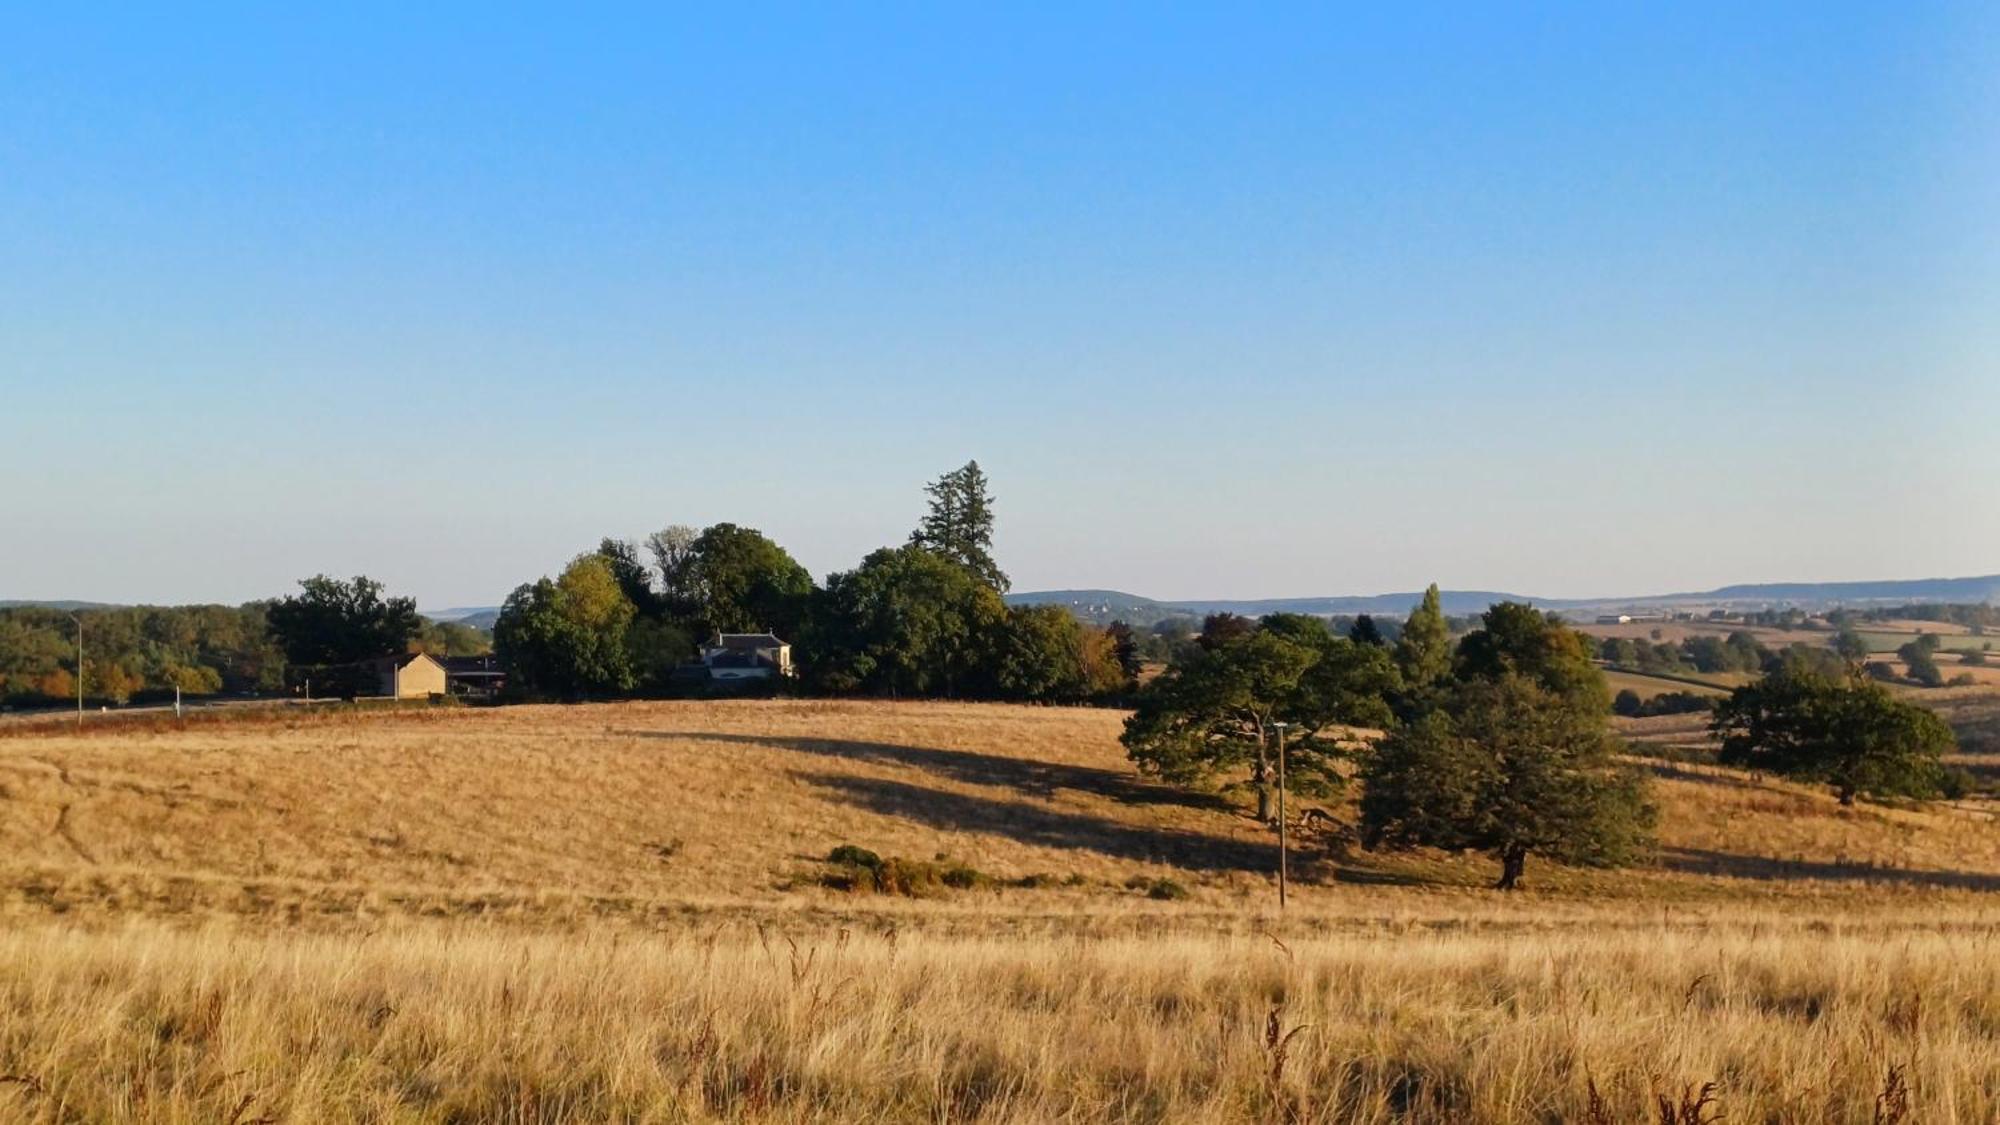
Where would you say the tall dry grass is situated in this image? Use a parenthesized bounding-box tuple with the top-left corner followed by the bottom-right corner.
(0, 917, 1994, 1122)
(2, 701, 1999, 1121)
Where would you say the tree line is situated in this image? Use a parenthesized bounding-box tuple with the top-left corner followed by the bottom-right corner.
(0, 590, 488, 709)
(1121, 588, 1652, 889)
(1121, 586, 1964, 889)
(490, 461, 1134, 702)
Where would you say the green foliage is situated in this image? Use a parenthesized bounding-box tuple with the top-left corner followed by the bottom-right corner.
(1453, 601, 1609, 713)
(805, 544, 1007, 696)
(266, 575, 422, 670)
(1394, 584, 1453, 709)
(1711, 671, 1956, 804)
(990, 604, 1095, 701)
(1359, 674, 1656, 889)
(0, 604, 287, 704)
(1347, 614, 1387, 647)
(818, 847, 994, 896)
(596, 537, 661, 617)
(684, 523, 813, 638)
(1898, 638, 1944, 687)
(1612, 689, 1713, 718)
(910, 460, 1008, 591)
(1122, 621, 1395, 820)
(493, 555, 638, 698)
(1833, 627, 1873, 665)
(417, 619, 493, 657)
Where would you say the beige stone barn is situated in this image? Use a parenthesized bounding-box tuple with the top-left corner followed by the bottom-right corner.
(363, 653, 448, 699)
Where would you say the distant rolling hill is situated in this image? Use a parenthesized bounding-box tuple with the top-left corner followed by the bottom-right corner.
(1010, 573, 2000, 625)
(424, 606, 503, 630)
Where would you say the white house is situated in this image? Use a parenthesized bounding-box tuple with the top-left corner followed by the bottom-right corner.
(700, 633, 793, 681)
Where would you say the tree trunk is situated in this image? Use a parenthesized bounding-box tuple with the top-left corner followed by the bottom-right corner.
(1252, 727, 1272, 822)
(1494, 846, 1527, 891)
(1837, 786, 1856, 806)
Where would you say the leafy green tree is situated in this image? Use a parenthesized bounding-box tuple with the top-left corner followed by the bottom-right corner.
(1712, 671, 1956, 805)
(991, 604, 1094, 701)
(1198, 613, 1255, 650)
(1899, 636, 1944, 687)
(1394, 584, 1453, 707)
(1453, 601, 1608, 712)
(685, 523, 814, 639)
(645, 524, 701, 619)
(909, 460, 1007, 591)
(1360, 673, 1655, 889)
(804, 545, 1006, 696)
(596, 537, 661, 616)
(1104, 621, 1142, 679)
(1832, 627, 1872, 666)
(1121, 630, 1317, 821)
(1598, 636, 1638, 667)
(1348, 614, 1387, 648)
(493, 555, 638, 698)
(266, 575, 422, 669)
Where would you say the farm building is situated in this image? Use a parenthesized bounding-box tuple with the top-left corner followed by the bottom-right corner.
(361, 652, 448, 699)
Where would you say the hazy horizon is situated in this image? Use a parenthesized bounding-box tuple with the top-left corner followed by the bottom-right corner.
(6, 6, 1997, 609)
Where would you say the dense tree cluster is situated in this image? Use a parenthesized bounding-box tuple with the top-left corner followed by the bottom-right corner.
(1123, 590, 1657, 889)
(489, 461, 1135, 704)
(1712, 668, 1959, 804)
(1, 578, 490, 708)
(0, 604, 288, 706)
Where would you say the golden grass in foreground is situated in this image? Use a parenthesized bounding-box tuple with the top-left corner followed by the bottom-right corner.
(1, 917, 1996, 1122)
(3, 701, 2000, 1121)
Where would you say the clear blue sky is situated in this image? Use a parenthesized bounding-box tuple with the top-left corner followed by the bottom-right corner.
(4, 4, 1996, 608)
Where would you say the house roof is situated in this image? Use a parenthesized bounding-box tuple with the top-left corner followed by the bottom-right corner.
(710, 632, 788, 649)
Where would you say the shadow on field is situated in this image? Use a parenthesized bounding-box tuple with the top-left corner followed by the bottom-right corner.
(626, 730, 1233, 812)
(1660, 846, 2000, 891)
(790, 770, 1277, 873)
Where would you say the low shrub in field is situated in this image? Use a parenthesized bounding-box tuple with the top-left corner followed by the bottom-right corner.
(1124, 874, 1189, 900)
(819, 846, 995, 896)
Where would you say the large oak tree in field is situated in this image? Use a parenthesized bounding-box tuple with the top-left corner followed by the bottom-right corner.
(1359, 603, 1653, 890)
(1711, 669, 1955, 805)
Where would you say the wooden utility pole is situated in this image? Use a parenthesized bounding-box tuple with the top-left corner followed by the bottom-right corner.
(1272, 721, 1290, 910)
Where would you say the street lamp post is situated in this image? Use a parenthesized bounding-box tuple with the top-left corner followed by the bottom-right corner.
(1271, 720, 1290, 910)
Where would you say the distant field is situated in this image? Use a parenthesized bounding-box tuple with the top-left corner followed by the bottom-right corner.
(4, 701, 2000, 1122)
(1601, 668, 1731, 699)
(1860, 629, 1996, 654)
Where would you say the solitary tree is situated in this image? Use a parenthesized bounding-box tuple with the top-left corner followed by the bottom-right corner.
(1122, 629, 1317, 821)
(1711, 671, 1955, 805)
(1898, 636, 1945, 687)
(1394, 584, 1453, 709)
(1360, 674, 1655, 889)
(910, 460, 1008, 591)
(1832, 627, 1872, 667)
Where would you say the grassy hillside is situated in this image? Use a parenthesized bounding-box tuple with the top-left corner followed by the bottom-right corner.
(4, 701, 2000, 1121)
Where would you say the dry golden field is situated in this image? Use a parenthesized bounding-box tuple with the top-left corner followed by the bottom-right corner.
(2, 700, 1999, 1122)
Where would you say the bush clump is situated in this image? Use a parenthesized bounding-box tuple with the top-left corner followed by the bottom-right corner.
(1124, 874, 1190, 901)
(819, 846, 995, 896)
